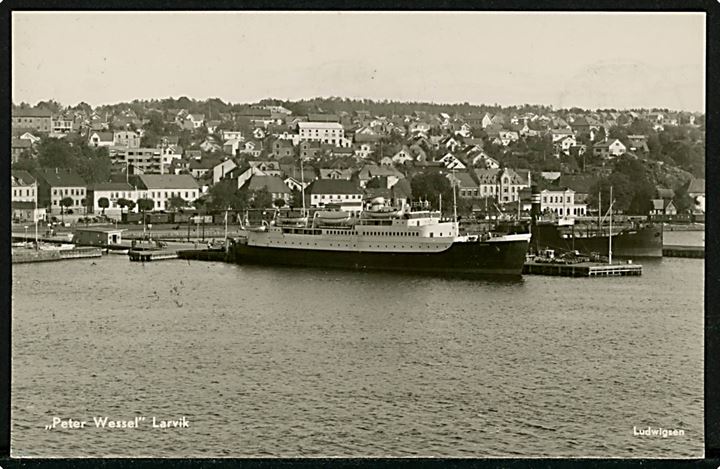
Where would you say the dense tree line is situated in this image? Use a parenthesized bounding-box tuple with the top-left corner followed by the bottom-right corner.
(14, 136, 111, 185)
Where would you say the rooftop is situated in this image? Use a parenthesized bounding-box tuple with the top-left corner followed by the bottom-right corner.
(35, 168, 86, 187)
(136, 174, 199, 190)
(13, 108, 52, 118)
(308, 179, 362, 195)
(298, 122, 343, 130)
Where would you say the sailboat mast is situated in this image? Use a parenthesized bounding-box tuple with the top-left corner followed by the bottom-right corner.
(609, 186, 613, 264)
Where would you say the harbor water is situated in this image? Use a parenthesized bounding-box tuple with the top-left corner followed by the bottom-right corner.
(11, 231, 704, 458)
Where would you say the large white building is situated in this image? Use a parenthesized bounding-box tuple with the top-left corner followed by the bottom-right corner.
(297, 122, 345, 146)
(11, 170, 45, 222)
(540, 188, 587, 219)
(88, 175, 201, 215)
(135, 174, 200, 211)
(308, 179, 364, 213)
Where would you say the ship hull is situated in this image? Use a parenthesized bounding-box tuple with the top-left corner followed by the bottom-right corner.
(229, 239, 530, 276)
(532, 223, 663, 258)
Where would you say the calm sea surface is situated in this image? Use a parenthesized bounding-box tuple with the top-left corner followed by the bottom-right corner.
(11, 231, 704, 458)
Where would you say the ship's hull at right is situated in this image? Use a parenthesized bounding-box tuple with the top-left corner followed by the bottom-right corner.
(532, 223, 664, 258)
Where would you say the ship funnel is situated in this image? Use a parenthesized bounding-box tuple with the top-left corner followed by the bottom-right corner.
(530, 186, 541, 222)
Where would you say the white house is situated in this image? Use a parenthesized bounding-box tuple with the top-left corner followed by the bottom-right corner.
(135, 174, 200, 211)
(88, 131, 114, 147)
(593, 139, 627, 159)
(308, 179, 364, 212)
(438, 153, 466, 170)
(392, 146, 414, 165)
(212, 159, 237, 185)
(555, 135, 577, 156)
(540, 188, 587, 219)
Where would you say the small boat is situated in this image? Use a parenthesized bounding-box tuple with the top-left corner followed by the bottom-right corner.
(38, 242, 76, 251)
(315, 210, 352, 225)
(365, 209, 402, 219)
(277, 211, 309, 226)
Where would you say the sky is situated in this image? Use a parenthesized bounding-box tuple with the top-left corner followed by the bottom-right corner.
(12, 11, 706, 111)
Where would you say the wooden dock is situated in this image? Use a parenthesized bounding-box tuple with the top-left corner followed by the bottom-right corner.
(12, 247, 103, 264)
(663, 245, 704, 258)
(128, 249, 179, 262)
(523, 261, 643, 277)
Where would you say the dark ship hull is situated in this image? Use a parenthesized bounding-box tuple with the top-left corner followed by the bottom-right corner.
(229, 237, 531, 276)
(531, 222, 663, 258)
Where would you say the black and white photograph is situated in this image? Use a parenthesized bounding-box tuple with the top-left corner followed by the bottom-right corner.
(9, 10, 706, 459)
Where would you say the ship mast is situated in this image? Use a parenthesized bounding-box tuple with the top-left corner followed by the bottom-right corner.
(452, 168, 458, 224)
(34, 185, 39, 251)
(609, 185, 613, 264)
(300, 157, 306, 216)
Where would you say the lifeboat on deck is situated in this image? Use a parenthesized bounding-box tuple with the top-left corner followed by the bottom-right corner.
(315, 210, 352, 225)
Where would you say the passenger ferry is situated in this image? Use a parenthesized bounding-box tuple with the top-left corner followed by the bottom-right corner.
(229, 200, 531, 276)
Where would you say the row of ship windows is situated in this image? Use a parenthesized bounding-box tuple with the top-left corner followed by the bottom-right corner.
(267, 241, 440, 249)
(324, 229, 421, 237)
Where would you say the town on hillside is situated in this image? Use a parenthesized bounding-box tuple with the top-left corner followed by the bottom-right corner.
(10, 98, 706, 228)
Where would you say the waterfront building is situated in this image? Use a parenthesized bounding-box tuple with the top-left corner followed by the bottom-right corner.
(132, 174, 200, 211)
(73, 227, 125, 247)
(447, 172, 480, 199)
(11, 108, 53, 133)
(11, 170, 45, 222)
(474, 168, 529, 203)
(34, 168, 87, 214)
(241, 175, 292, 205)
(539, 188, 587, 219)
(87, 182, 139, 215)
(308, 179, 364, 212)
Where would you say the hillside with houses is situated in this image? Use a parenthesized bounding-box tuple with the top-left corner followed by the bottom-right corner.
(10, 98, 705, 224)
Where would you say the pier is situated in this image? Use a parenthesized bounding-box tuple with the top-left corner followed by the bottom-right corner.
(662, 245, 704, 258)
(12, 247, 103, 264)
(523, 261, 643, 277)
(177, 249, 227, 262)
